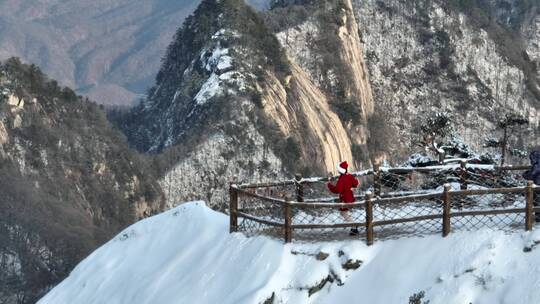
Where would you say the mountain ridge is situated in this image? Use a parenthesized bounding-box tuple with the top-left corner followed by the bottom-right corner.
(0, 58, 165, 303)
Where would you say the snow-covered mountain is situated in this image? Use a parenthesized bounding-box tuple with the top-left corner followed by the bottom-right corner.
(39, 201, 540, 304)
(120, 0, 374, 209)
(117, 0, 540, 209)
(5, 0, 540, 301)
(354, 0, 540, 154)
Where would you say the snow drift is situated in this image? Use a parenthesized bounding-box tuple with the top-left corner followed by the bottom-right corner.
(39, 202, 540, 304)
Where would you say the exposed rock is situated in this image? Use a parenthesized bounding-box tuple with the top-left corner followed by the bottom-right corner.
(307, 275, 334, 297)
(353, 0, 540, 155)
(315, 251, 330, 261)
(262, 292, 275, 304)
(0, 121, 8, 145)
(523, 240, 540, 252)
(7, 94, 23, 111)
(306, 271, 344, 297)
(123, 0, 374, 208)
(332, 0, 374, 128)
(342, 259, 362, 270)
(274, 0, 373, 151)
(260, 62, 354, 173)
(12, 114, 21, 129)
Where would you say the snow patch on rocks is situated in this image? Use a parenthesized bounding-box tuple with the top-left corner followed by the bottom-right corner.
(194, 73, 222, 104)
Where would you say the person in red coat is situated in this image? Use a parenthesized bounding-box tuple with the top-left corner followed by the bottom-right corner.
(327, 161, 360, 235)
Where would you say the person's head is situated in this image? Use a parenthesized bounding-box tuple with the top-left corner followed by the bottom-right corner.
(337, 161, 348, 175)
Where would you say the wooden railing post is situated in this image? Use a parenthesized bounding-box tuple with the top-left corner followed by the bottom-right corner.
(295, 174, 304, 202)
(442, 184, 451, 237)
(459, 160, 468, 190)
(365, 192, 374, 245)
(438, 151, 445, 165)
(373, 162, 381, 197)
(526, 181, 534, 231)
(229, 182, 238, 233)
(284, 198, 293, 243)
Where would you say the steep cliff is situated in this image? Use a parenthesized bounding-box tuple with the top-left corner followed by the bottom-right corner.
(123, 0, 540, 209)
(0, 58, 164, 303)
(351, 0, 540, 158)
(268, 0, 374, 159)
(123, 0, 373, 208)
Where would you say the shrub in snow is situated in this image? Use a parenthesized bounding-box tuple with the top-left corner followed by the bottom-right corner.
(408, 291, 430, 304)
(414, 112, 454, 154)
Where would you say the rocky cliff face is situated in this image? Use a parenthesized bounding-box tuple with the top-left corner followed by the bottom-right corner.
(270, 0, 375, 166)
(123, 0, 540, 208)
(351, 0, 540, 157)
(0, 59, 164, 303)
(122, 0, 374, 208)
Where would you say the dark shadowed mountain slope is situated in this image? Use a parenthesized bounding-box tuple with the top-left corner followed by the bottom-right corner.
(0, 58, 164, 303)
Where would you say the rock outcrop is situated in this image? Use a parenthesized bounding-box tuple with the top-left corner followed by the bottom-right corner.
(352, 0, 540, 157)
(123, 0, 540, 207)
(123, 0, 374, 208)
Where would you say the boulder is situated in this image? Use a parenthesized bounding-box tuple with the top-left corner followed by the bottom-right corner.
(7, 94, 24, 108)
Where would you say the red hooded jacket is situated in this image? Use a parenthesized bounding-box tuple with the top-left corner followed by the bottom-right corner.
(327, 173, 359, 203)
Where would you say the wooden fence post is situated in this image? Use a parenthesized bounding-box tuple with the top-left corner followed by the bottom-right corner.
(295, 174, 304, 202)
(229, 181, 238, 233)
(526, 181, 534, 231)
(459, 160, 468, 190)
(373, 162, 381, 197)
(438, 151, 445, 165)
(442, 184, 451, 237)
(284, 198, 293, 243)
(365, 192, 374, 246)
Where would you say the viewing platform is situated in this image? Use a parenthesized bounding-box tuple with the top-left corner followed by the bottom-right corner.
(229, 161, 538, 244)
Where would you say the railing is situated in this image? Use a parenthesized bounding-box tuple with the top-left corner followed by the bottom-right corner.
(229, 162, 537, 244)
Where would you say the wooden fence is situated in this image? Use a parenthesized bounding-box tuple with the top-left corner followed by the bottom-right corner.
(229, 162, 537, 244)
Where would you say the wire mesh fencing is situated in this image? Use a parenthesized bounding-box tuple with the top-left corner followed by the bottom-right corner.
(464, 166, 528, 188)
(290, 202, 366, 242)
(372, 194, 444, 240)
(235, 188, 286, 239)
(374, 164, 529, 198)
(376, 169, 448, 196)
(230, 164, 537, 244)
(449, 189, 526, 233)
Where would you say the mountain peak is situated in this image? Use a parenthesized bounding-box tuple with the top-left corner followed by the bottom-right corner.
(126, 0, 290, 153)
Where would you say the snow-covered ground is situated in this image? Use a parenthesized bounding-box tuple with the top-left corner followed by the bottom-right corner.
(39, 202, 540, 304)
